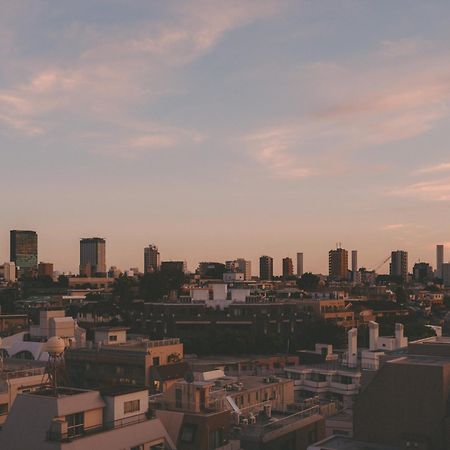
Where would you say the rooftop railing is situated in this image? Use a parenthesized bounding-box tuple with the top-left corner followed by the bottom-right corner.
(46, 412, 153, 442)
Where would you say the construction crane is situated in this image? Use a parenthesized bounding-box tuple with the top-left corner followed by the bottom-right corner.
(370, 255, 391, 273)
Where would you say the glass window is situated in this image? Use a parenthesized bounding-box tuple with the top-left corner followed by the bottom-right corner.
(131, 445, 144, 450)
(0, 403, 8, 416)
(124, 399, 140, 414)
(180, 424, 197, 443)
(175, 388, 182, 408)
(67, 412, 84, 437)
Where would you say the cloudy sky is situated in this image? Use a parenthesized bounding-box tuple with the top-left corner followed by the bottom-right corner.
(1, 0, 450, 274)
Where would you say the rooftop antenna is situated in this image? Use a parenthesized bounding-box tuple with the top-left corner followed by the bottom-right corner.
(43, 336, 66, 392)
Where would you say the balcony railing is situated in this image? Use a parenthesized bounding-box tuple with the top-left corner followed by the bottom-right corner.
(46, 412, 153, 442)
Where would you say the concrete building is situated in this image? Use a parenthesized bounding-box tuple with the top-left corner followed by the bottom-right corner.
(0, 262, 16, 283)
(144, 244, 161, 274)
(79, 237, 106, 277)
(0, 308, 86, 361)
(38, 262, 54, 278)
(390, 250, 408, 282)
(297, 253, 304, 277)
(329, 247, 348, 281)
(153, 369, 331, 450)
(226, 259, 252, 281)
(282, 257, 294, 278)
(66, 333, 183, 390)
(412, 261, 433, 283)
(0, 359, 48, 426)
(10, 230, 38, 277)
(437, 244, 444, 279)
(354, 335, 450, 450)
(0, 386, 175, 450)
(161, 261, 187, 275)
(259, 256, 273, 281)
(442, 262, 450, 287)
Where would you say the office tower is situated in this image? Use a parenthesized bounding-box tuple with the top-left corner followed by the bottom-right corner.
(437, 245, 444, 279)
(282, 257, 294, 278)
(390, 250, 408, 282)
(144, 244, 160, 274)
(296, 252, 304, 277)
(351, 250, 358, 273)
(329, 246, 349, 280)
(259, 255, 273, 280)
(10, 230, 38, 277)
(79, 237, 106, 277)
(442, 263, 450, 288)
(38, 262, 54, 278)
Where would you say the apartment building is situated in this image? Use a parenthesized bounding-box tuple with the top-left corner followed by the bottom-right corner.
(66, 331, 183, 389)
(0, 386, 174, 449)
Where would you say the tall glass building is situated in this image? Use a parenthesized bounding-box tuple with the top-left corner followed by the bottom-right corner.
(10, 230, 38, 276)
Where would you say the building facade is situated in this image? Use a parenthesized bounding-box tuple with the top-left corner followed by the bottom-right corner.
(144, 245, 161, 274)
(259, 256, 274, 281)
(79, 237, 106, 277)
(328, 248, 348, 281)
(10, 230, 38, 277)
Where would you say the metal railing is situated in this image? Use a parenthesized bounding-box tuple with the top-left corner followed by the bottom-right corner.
(46, 412, 152, 442)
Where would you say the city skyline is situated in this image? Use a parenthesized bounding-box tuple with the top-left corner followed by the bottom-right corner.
(2, 1, 450, 273)
(1, 228, 449, 276)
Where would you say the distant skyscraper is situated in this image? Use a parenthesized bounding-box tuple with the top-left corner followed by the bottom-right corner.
(80, 237, 106, 277)
(144, 244, 160, 273)
(413, 262, 433, 283)
(259, 255, 273, 280)
(296, 252, 304, 277)
(160, 261, 186, 274)
(442, 263, 450, 287)
(282, 257, 294, 278)
(351, 250, 358, 273)
(390, 250, 408, 282)
(10, 230, 38, 277)
(437, 245, 444, 279)
(329, 247, 349, 280)
(236, 258, 252, 281)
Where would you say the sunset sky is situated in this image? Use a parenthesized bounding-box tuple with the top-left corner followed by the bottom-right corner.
(1, 0, 450, 274)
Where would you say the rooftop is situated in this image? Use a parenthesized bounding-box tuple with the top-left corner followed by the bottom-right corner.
(100, 385, 148, 397)
(310, 436, 399, 450)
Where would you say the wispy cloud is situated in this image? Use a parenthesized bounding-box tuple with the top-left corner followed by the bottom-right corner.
(243, 39, 450, 179)
(390, 178, 450, 202)
(414, 162, 450, 175)
(0, 0, 282, 154)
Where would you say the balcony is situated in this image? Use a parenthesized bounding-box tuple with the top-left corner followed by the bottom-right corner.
(46, 412, 154, 443)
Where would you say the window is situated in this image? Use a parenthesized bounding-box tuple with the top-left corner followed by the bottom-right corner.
(0, 403, 8, 416)
(124, 399, 140, 414)
(67, 412, 84, 437)
(109, 334, 118, 341)
(175, 388, 182, 408)
(131, 445, 144, 450)
(152, 356, 160, 366)
(180, 424, 197, 443)
(209, 427, 224, 449)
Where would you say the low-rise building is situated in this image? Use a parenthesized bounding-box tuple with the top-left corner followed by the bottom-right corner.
(0, 386, 175, 449)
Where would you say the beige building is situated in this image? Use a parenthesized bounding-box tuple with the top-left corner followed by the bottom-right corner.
(0, 386, 175, 450)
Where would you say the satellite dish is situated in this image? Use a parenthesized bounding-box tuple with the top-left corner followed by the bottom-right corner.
(45, 336, 66, 357)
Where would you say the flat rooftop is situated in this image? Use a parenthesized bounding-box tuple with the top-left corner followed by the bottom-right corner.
(311, 436, 400, 450)
(100, 385, 148, 397)
(32, 387, 91, 398)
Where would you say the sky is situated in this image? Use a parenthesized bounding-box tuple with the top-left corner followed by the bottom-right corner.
(1, 0, 450, 275)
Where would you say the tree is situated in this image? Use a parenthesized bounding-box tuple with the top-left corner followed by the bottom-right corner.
(395, 286, 409, 305)
(297, 273, 320, 291)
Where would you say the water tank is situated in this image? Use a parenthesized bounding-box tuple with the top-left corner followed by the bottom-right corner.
(45, 336, 66, 357)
